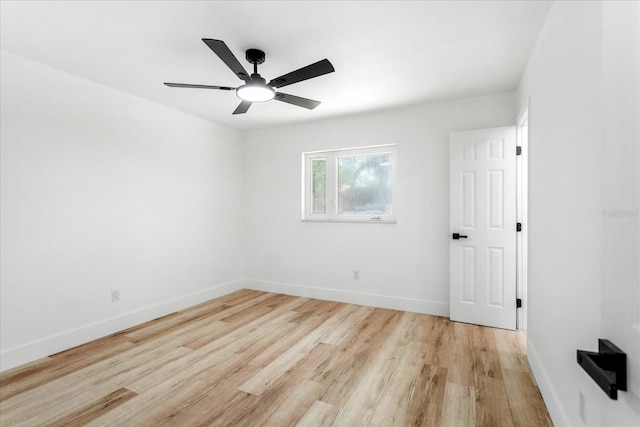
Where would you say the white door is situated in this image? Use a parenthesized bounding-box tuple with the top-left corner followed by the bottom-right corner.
(450, 127, 517, 330)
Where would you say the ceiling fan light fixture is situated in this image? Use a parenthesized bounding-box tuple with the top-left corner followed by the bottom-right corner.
(236, 84, 275, 102)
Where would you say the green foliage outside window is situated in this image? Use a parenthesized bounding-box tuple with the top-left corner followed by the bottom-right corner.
(338, 154, 392, 215)
(311, 159, 326, 214)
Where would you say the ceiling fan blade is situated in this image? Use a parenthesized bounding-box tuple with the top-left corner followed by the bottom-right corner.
(202, 39, 251, 83)
(274, 92, 321, 110)
(164, 82, 234, 90)
(269, 59, 335, 89)
(233, 100, 252, 115)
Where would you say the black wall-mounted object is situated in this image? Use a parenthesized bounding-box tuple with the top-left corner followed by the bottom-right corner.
(577, 339, 627, 399)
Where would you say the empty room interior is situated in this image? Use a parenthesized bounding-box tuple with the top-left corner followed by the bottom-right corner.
(1, 1, 638, 426)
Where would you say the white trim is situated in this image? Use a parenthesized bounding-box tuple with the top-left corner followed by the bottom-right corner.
(516, 102, 529, 330)
(0, 280, 244, 372)
(527, 339, 571, 427)
(301, 219, 397, 224)
(304, 143, 397, 155)
(242, 278, 449, 317)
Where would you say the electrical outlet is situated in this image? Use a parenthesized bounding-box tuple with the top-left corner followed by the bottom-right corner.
(111, 289, 120, 302)
(353, 270, 360, 280)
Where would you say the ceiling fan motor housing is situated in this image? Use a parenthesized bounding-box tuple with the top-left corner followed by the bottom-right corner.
(246, 48, 265, 65)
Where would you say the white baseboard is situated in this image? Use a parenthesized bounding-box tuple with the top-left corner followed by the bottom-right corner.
(242, 278, 449, 317)
(527, 339, 571, 426)
(0, 280, 244, 372)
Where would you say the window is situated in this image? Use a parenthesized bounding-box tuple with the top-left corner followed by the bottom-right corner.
(303, 145, 397, 222)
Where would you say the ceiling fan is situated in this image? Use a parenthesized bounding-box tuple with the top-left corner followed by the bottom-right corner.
(164, 39, 335, 115)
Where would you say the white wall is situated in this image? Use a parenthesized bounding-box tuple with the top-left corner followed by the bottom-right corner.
(600, 1, 640, 425)
(517, 1, 640, 425)
(0, 51, 245, 371)
(242, 93, 515, 314)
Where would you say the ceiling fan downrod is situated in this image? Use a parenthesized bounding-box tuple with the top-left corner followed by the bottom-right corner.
(246, 48, 266, 80)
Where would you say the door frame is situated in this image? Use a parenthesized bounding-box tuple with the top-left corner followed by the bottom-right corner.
(516, 103, 529, 330)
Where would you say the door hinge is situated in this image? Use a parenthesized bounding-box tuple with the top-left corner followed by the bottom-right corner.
(516, 298, 522, 308)
(516, 146, 522, 156)
(517, 222, 522, 232)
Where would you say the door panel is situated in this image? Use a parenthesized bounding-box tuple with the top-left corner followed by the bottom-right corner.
(462, 246, 476, 302)
(462, 172, 476, 227)
(450, 127, 516, 330)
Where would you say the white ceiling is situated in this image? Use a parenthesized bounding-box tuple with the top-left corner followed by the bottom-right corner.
(0, 1, 551, 132)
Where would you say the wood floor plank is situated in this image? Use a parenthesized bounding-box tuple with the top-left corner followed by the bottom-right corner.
(474, 374, 514, 427)
(447, 322, 476, 387)
(494, 328, 527, 355)
(498, 349, 531, 373)
(238, 330, 324, 396)
(124, 344, 224, 394)
(205, 391, 258, 427)
(261, 379, 324, 427)
(292, 298, 343, 321)
(90, 362, 261, 426)
(203, 288, 269, 307)
(0, 335, 135, 401)
(264, 293, 306, 309)
(246, 311, 337, 369)
(239, 301, 369, 396)
(223, 363, 324, 427)
(183, 297, 305, 351)
(148, 364, 262, 427)
(441, 382, 476, 426)
(472, 323, 499, 351)
(295, 399, 338, 426)
(85, 372, 217, 426)
(319, 304, 373, 346)
(368, 340, 431, 426)
(0, 346, 192, 426)
(410, 314, 449, 343)
(207, 353, 313, 425)
(473, 348, 503, 380)
(219, 304, 272, 323)
(330, 312, 415, 425)
(123, 291, 277, 344)
(315, 309, 404, 406)
(411, 315, 452, 369)
(0, 291, 553, 427)
(502, 368, 554, 427)
(404, 364, 448, 426)
(46, 387, 137, 427)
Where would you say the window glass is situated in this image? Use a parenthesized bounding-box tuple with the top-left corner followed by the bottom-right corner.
(337, 154, 392, 215)
(311, 158, 326, 214)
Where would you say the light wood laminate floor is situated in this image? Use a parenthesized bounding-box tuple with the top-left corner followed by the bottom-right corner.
(0, 290, 553, 426)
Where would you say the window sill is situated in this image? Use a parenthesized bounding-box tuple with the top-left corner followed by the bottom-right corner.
(301, 218, 397, 224)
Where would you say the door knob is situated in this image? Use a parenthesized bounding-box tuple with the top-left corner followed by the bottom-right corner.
(452, 233, 468, 240)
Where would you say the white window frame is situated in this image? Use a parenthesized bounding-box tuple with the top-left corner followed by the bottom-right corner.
(302, 144, 397, 223)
